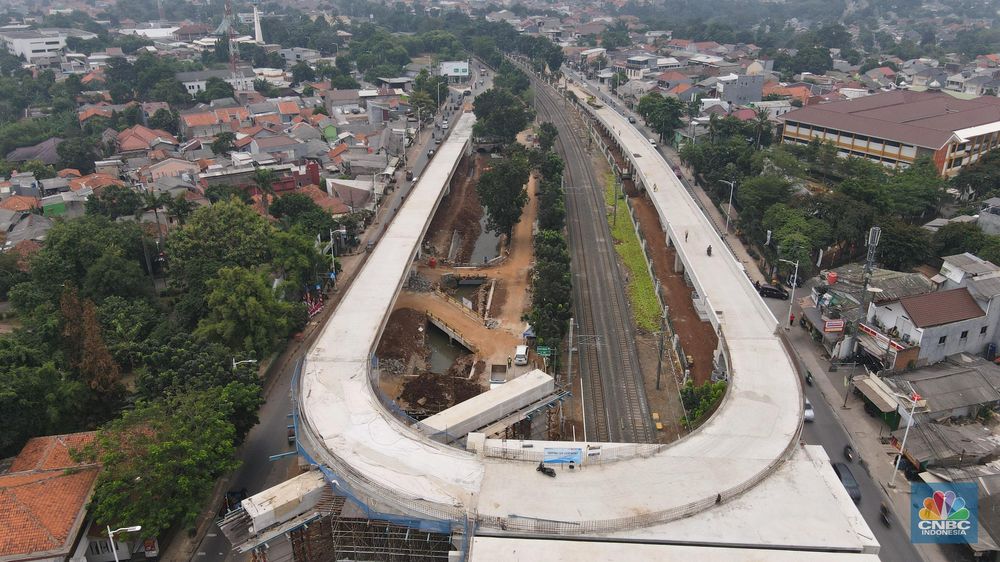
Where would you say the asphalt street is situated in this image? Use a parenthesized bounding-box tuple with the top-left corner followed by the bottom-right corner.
(191, 67, 492, 562)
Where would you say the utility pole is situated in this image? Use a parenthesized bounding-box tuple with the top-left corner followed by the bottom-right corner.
(567, 317, 575, 424)
(656, 307, 666, 390)
(859, 226, 882, 319)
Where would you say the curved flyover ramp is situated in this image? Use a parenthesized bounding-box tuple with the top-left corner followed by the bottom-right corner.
(297, 102, 875, 554)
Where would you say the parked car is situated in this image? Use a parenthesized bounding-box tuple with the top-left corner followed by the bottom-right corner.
(757, 283, 789, 300)
(628, 116, 637, 124)
(648, 137, 658, 148)
(514, 345, 529, 366)
(804, 399, 815, 422)
(218, 488, 249, 517)
(831, 462, 862, 503)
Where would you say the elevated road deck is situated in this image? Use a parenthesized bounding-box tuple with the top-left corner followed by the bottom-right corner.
(295, 83, 877, 556)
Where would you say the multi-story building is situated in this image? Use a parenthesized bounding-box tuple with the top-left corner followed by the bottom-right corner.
(780, 90, 1000, 177)
(175, 68, 256, 97)
(0, 28, 98, 65)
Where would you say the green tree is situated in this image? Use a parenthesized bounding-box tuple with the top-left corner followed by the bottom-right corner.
(86, 184, 143, 219)
(194, 266, 304, 357)
(148, 108, 179, 135)
(472, 88, 533, 143)
(165, 193, 195, 225)
(57, 136, 99, 174)
(932, 222, 986, 257)
(291, 61, 316, 85)
(270, 192, 337, 234)
(77, 390, 239, 537)
(254, 168, 277, 217)
(878, 219, 930, 271)
(210, 131, 237, 155)
(82, 250, 152, 303)
(537, 122, 558, 152)
(137, 330, 262, 442)
(0, 252, 28, 300)
(195, 77, 235, 103)
(0, 360, 86, 457)
(476, 152, 530, 237)
(205, 184, 252, 205)
(166, 198, 273, 295)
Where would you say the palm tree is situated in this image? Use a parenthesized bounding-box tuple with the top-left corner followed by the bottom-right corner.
(752, 107, 771, 149)
(166, 193, 195, 225)
(254, 168, 277, 217)
(138, 190, 171, 244)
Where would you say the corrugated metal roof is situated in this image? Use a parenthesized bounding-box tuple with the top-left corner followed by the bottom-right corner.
(896, 357, 1000, 413)
(943, 252, 1000, 276)
(781, 90, 1000, 149)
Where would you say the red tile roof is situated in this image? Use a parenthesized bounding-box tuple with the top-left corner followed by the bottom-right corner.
(0, 195, 39, 212)
(69, 173, 124, 192)
(899, 288, 985, 328)
(0, 432, 99, 561)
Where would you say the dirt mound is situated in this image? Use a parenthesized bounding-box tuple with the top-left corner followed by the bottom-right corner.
(377, 308, 427, 362)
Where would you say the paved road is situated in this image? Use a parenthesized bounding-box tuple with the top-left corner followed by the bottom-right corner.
(192, 68, 493, 562)
(529, 64, 654, 443)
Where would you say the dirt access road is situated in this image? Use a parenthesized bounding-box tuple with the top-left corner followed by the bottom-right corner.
(416, 169, 540, 363)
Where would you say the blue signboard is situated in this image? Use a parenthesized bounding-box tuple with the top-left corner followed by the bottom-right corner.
(543, 447, 583, 464)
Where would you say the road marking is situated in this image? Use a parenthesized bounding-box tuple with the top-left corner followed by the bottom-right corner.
(207, 533, 217, 537)
(196, 553, 207, 556)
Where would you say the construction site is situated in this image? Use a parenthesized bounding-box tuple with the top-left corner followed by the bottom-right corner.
(218, 76, 877, 562)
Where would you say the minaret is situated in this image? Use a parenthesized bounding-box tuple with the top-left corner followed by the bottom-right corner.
(253, 5, 264, 44)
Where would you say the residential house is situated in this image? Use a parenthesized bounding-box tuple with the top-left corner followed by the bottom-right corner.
(716, 72, 764, 105)
(862, 288, 989, 369)
(116, 125, 179, 155)
(0, 209, 52, 250)
(279, 47, 320, 63)
(142, 158, 200, 182)
(5, 432, 160, 560)
(979, 198, 1000, 235)
(6, 137, 63, 166)
(935, 253, 1000, 290)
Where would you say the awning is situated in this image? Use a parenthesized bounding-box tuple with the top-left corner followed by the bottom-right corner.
(854, 376, 899, 413)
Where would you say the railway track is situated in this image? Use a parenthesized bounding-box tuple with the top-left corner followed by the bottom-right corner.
(530, 71, 654, 444)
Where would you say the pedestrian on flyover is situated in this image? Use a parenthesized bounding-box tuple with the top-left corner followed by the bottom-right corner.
(789, 313, 796, 326)
(684, 230, 689, 242)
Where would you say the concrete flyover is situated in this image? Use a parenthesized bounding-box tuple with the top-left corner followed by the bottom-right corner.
(295, 92, 878, 557)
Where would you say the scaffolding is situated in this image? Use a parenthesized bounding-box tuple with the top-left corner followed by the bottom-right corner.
(288, 513, 455, 562)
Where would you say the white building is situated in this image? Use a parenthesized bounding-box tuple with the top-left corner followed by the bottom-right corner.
(439, 60, 470, 82)
(0, 28, 98, 65)
(175, 69, 256, 96)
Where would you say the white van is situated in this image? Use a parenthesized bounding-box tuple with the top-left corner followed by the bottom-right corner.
(514, 345, 529, 366)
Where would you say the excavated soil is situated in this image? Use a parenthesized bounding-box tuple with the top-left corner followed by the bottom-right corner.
(424, 154, 485, 262)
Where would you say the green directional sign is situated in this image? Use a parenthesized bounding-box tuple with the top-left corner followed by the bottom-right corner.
(537, 346, 552, 357)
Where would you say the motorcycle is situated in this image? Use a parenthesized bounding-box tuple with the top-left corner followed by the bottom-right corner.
(805, 371, 813, 386)
(844, 445, 856, 462)
(880, 503, 891, 528)
(536, 462, 556, 478)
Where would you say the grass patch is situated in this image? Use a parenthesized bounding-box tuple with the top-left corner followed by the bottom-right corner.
(603, 173, 660, 332)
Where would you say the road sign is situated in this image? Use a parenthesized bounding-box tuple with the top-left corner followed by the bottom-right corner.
(537, 346, 552, 357)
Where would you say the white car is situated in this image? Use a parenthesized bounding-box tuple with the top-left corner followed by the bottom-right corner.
(648, 137, 658, 148)
(804, 398, 815, 422)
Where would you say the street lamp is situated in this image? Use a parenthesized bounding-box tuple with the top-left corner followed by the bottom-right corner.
(107, 525, 142, 562)
(778, 257, 799, 330)
(436, 82, 447, 110)
(719, 179, 736, 235)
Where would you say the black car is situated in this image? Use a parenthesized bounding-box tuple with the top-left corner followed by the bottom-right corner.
(832, 462, 862, 503)
(218, 487, 249, 517)
(757, 283, 789, 300)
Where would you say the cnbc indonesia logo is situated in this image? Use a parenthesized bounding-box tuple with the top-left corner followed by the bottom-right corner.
(913, 485, 977, 543)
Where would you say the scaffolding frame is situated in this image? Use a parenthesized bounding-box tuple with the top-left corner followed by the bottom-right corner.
(288, 514, 455, 562)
